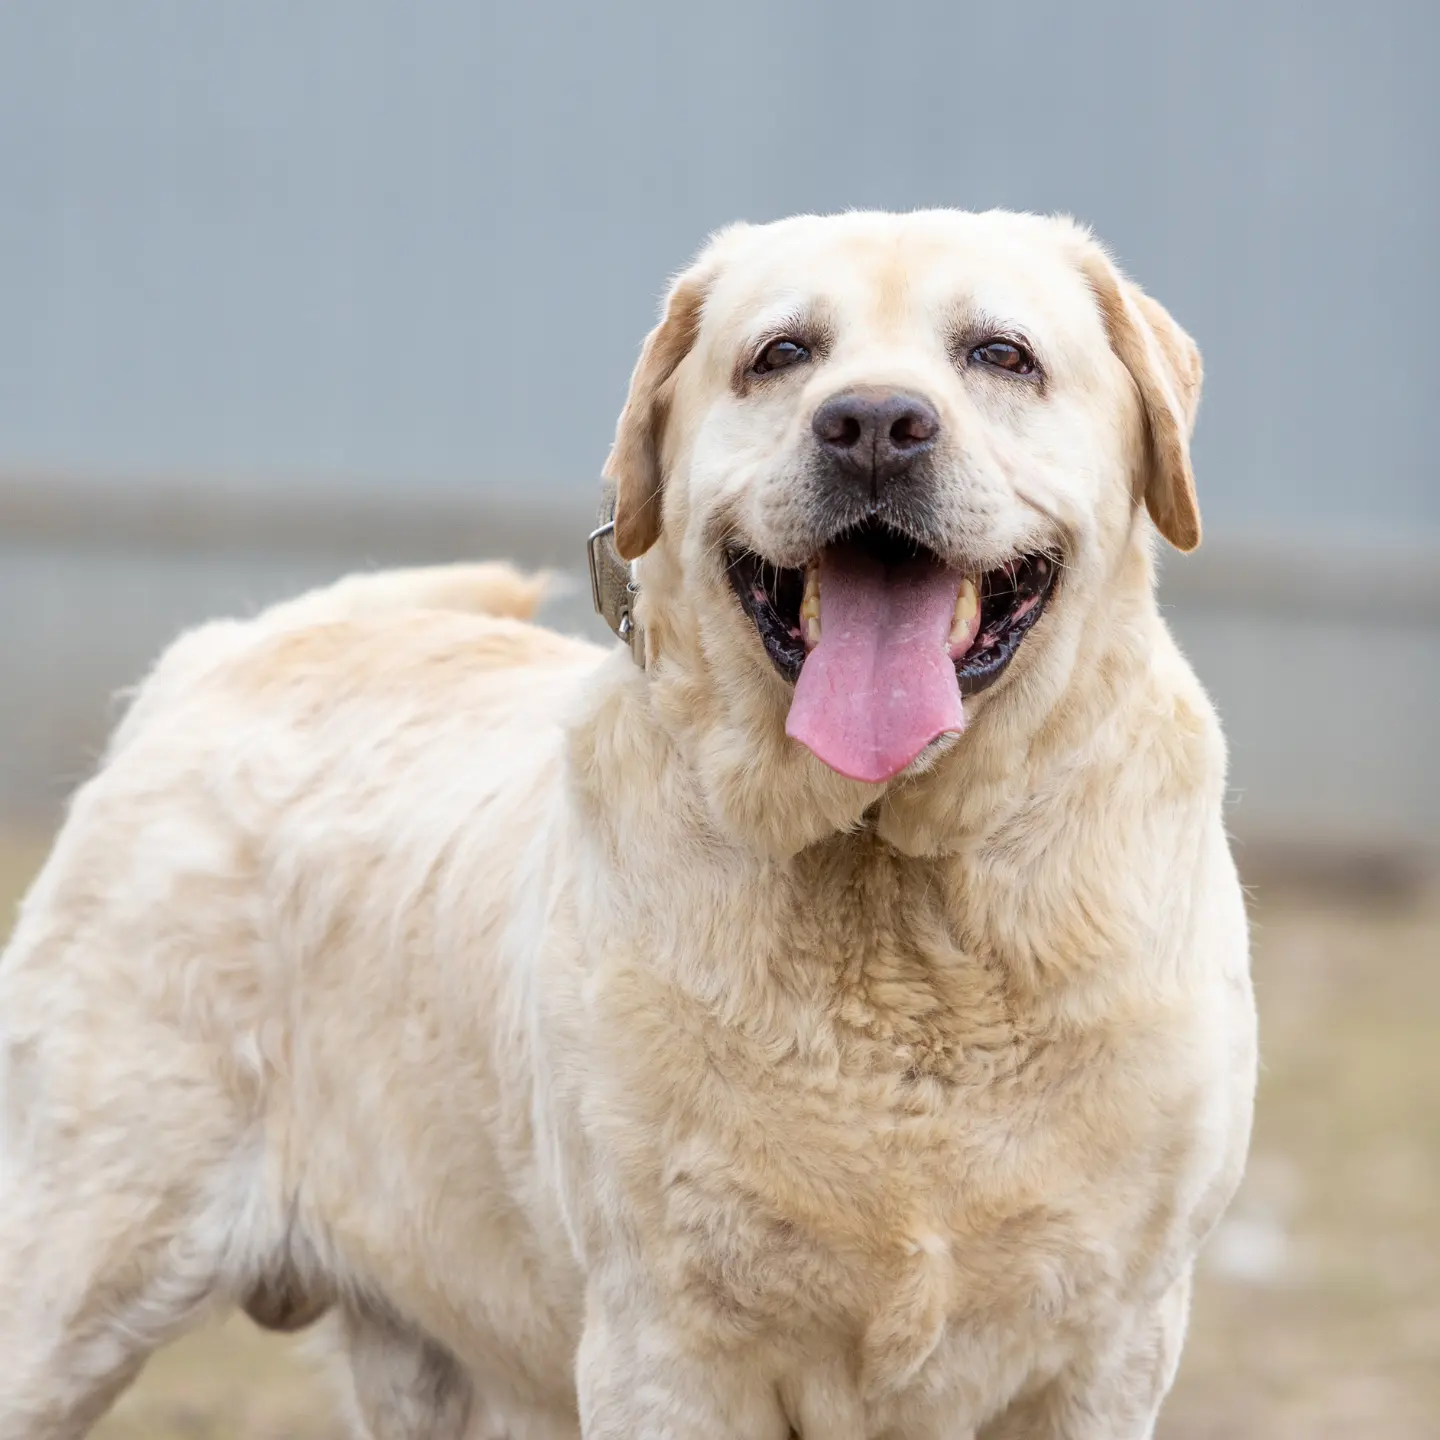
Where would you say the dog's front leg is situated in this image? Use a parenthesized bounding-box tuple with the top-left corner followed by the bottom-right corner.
(575, 1280, 791, 1440)
(978, 1270, 1195, 1440)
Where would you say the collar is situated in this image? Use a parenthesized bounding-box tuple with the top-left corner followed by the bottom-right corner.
(586, 484, 646, 667)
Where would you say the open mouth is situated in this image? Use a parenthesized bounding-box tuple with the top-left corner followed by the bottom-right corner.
(725, 519, 1058, 782)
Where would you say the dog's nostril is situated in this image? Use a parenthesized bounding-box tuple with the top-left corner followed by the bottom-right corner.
(814, 405, 863, 449)
(890, 409, 937, 449)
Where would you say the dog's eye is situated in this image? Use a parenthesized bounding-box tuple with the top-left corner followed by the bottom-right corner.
(750, 338, 811, 376)
(969, 339, 1037, 375)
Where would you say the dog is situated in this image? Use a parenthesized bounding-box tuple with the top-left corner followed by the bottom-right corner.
(0, 209, 1256, 1439)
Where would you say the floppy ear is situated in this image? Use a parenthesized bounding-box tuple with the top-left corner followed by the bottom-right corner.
(604, 259, 718, 560)
(1080, 249, 1204, 552)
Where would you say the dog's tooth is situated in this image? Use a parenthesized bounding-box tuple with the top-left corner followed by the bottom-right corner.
(800, 563, 822, 639)
(948, 578, 979, 647)
(953, 577, 978, 622)
(800, 564, 822, 647)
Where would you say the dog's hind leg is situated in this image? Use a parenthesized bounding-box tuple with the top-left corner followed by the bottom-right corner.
(331, 1305, 479, 1440)
(0, 984, 255, 1438)
(329, 1304, 583, 1440)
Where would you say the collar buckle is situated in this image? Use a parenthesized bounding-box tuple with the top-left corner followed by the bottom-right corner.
(586, 491, 645, 667)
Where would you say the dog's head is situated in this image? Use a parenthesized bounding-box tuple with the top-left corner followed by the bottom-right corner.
(603, 210, 1201, 851)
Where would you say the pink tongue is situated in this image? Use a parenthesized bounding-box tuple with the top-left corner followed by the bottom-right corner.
(785, 548, 966, 783)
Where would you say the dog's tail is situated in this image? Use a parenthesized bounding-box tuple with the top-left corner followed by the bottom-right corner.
(253, 560, 553, 631)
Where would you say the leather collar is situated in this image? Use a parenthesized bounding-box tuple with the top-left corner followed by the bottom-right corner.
(586, 484, 645, 666)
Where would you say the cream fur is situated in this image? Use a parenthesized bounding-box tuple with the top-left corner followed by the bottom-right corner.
(0, 211, 1255, 1440)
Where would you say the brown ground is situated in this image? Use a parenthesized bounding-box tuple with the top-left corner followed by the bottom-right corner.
(2, 832, 1436, 1439)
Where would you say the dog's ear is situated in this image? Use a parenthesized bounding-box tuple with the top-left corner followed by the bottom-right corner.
(605, 243, 730, 560)
(1079, 247, 1204, 552)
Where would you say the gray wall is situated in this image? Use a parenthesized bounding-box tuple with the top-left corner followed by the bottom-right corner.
(1, 0, 1436, 536)
(1, 1, 1436, 854)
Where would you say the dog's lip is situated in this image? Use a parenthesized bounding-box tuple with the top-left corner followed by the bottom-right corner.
(953, 550, 1058, 697)
(725, 544, 809, 682)
(724, 522, 1060, 695)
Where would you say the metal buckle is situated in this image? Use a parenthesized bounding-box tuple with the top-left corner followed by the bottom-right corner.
(586, 517, 616, 614)
(586, 513, 644, 665)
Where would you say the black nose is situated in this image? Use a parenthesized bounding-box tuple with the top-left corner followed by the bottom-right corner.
(811, 386, 940, 487)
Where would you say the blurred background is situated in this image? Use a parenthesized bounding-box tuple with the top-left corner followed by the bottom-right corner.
(1, 2, 1436, 1436)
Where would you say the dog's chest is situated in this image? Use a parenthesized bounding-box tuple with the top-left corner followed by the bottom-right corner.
(651, 1007, 1104, 1325)
(594, 860, 1162, 1388)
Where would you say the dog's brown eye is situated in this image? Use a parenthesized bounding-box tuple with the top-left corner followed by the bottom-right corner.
(751, 338, 810, 375)
(970, 340, 1036, 375)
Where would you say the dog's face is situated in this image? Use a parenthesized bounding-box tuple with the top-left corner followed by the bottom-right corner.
(605, 211, 1201, 839)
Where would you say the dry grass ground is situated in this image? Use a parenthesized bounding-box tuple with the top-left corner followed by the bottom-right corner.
(2, 831, 1436, 1439)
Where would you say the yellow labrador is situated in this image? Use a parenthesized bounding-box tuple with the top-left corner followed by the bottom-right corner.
(0, 210, 1255, 1440)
